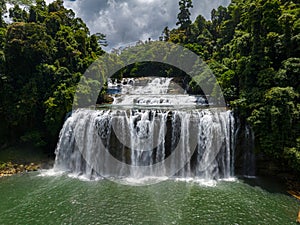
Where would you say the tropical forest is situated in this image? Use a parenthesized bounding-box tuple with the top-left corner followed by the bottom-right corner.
(0, 0, 299, 224)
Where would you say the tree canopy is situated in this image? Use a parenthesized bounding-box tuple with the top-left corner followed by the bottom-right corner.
(168, 0, 300, 172)
(0, 0, 105, 150)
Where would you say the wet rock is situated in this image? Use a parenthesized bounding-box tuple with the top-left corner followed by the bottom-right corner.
(0, 162, 41, 178)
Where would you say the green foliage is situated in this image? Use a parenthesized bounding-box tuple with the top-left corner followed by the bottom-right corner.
(166, 0, 300, 172)
(9, 5, 28, 22)
(176, 0, 193, 31)
(284, 138, 300, 172)
(20, 131, 46, 147)
(44, 82, 76, 135)
(0, 0, 105, 148)
(248, 87, 299, 158)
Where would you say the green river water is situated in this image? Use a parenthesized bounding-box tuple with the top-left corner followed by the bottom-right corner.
(0, 172, 299, 224)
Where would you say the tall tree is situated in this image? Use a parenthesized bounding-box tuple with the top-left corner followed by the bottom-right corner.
(176, 0, 193, 32)
(9, 4, 28, 22)
(162, 26, 170, 41)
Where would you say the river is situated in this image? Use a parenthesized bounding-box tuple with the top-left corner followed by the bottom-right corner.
(0, 173, 298, 224)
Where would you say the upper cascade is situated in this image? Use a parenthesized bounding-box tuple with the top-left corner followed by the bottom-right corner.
(107, 77, 208, 107)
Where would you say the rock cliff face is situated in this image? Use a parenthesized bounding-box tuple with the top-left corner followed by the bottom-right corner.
(233, 115, 297, 178)
(233, 116, 256, 177)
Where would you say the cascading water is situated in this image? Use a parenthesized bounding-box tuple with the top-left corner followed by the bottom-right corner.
(54, 77, 236, 183)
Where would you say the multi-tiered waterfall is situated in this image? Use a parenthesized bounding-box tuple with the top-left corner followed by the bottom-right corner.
(54, 77, 236, 184)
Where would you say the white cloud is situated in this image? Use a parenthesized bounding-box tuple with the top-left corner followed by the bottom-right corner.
(62, 0, 230, 49)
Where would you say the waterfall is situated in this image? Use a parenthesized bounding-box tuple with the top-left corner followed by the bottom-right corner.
(54, 77, 236, 182)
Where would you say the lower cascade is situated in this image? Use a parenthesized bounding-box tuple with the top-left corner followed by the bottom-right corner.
(54, 108, 235, 181)
(54, 77, 236, 182)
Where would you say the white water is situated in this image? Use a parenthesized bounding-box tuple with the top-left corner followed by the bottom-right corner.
(108, 77, 172, 95)
(54, 77, 235, 183)
(108, 77, 207, 106)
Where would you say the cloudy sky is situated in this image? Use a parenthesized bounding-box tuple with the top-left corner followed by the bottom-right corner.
(46, 0, 230, 50)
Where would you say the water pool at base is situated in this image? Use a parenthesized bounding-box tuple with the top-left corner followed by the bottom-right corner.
(0, 173, 299, 224)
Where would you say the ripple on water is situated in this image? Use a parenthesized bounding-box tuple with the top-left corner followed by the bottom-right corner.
(0, 174, 298, 224)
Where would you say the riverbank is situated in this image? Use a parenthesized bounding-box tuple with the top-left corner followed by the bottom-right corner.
(0, 145, 54, 178)
(0, 162, 40, 177)
(286, 176, 300, 201)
